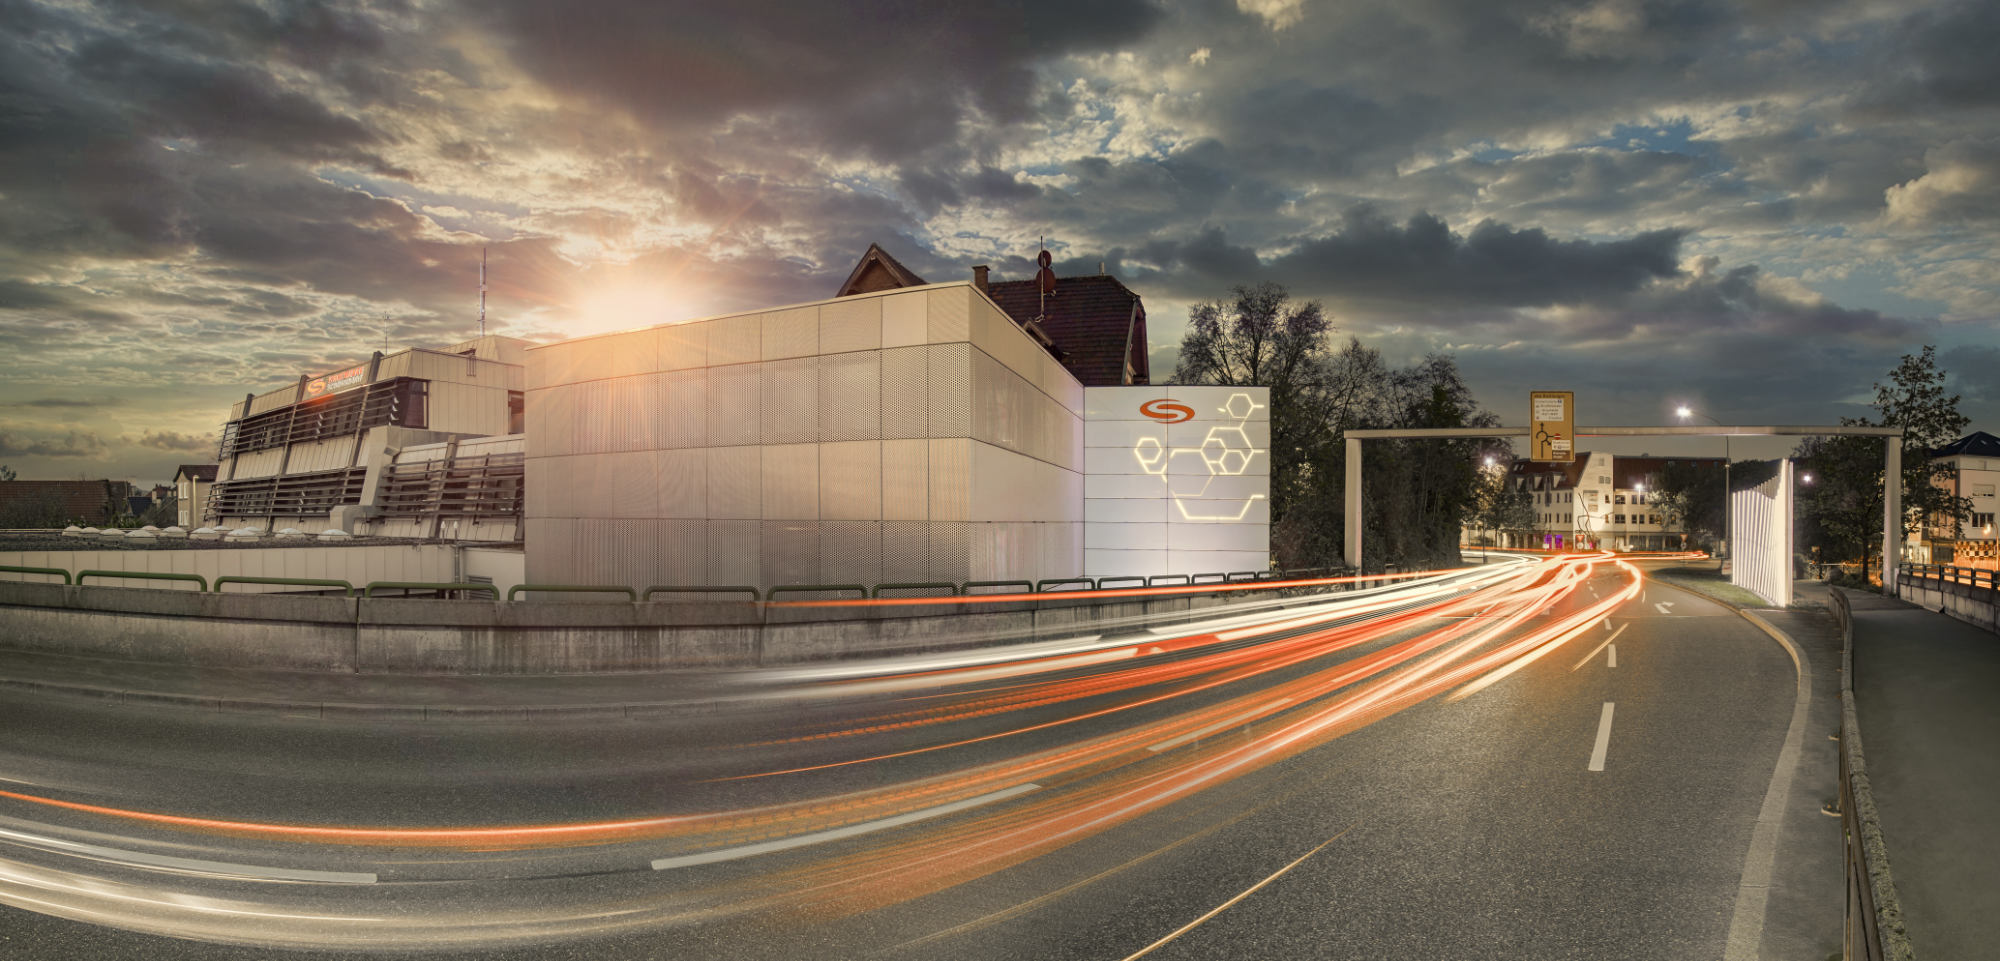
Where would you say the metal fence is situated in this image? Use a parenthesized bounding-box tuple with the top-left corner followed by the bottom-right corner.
(1830, 587, 1914, 961)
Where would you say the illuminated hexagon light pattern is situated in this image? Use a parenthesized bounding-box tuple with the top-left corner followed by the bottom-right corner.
(1082, 386, 1272, 577)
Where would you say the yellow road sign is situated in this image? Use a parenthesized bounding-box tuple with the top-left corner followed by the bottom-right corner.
(1531, 390, 1574, 462)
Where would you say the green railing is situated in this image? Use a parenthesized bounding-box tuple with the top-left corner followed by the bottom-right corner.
(766, 584, 868, 602)
(870, 581, 960, 598)
(642, 585, 761, 601)
(0, 564, 71, 585)
(77, 570, 208, 591)
(506, 584, 639, 602)
(213, 575, 355, 597)
(961, 580, 1035, 596)
(362, 581, 499, 600)
(1146, 574, 1190, 587)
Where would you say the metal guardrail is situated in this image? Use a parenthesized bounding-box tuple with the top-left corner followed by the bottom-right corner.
(506, 584, 638, 602)
(1146, 574, 1190, 587)
(1831, 587, 1914, 961)
(961, 580, 1034, 596)
(1900, 562, 1998, 594)
(870, 582, 959, 599)
(1095, 576, 1147, 590)
(1034, 578, 1094, 593)
(213, 575, 355, 597)
(0, 564, 71, 585)
(766, 584, 867, 602)
(362, 581, 499, 600)
(77, 569, 207, 591)
(1190, 572, 1228, 585)
(643, 585, 760, 601)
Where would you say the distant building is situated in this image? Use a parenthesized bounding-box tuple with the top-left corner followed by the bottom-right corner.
(1467, 452, 1722, 551)
(0, 480, 127, 527)
(1921, 430, 2000, 569)
(172, 464, 217, 528)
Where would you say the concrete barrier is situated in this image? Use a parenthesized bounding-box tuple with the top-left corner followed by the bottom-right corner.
(1896, 567, 2000, 635)
(0, 579, 1356, 675)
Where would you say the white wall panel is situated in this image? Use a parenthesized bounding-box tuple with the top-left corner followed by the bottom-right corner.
(230, 447, 285, 480)
(286, 436, 356, 473)
(820, 297, 881, 355)
(928, 439, 970, 522)
(657, 369, 707, 449)
(1085, 549, 1167, 579)
(604, 329, 658, 379)
(1083, 386, 1270, 579)
(1085, 473, 1173, 500)
(659, 449, 706, 518)
(1085, 420, 1167, 449)
(927, 286, 970, 344)
(707, 446, 760, 519)
(818, 352, 880, 442)
(658, 321, 709, 372)
(609, 375, 654, 452)
(820, 441, 882, 521)
(1167, 523, 1270, 552)
(882, 439, 928, 521)
(572, 379, 614, 454)
(881, 291, 927, 348)
(761, 307, 818, 360)
(760, 357, 818, 445)
(1081, 497, 1167, 524)
(881, 347, 927, 439)
(706, 364, 761, 447)
(1161, 474, 1266, 504)
(530, 385, 573, 457)
(708, 314, 761, 367)
(1085, 523, 1168, 551)
(761, 444, 818, 519)
(524, 456, 557, 519)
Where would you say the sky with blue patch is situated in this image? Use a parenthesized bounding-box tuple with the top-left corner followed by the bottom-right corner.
(1, 0, 1996, 481)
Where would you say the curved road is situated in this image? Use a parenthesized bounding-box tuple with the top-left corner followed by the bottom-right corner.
(0, 558, 1828, 959)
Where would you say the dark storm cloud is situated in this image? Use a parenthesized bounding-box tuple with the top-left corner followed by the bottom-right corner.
(0, 429, 108, 458)
(1885, 0, 2000, 110)
(128, 428, 216, 455)
(1080, 209, 1683, 308)
(479, 0, 1164, 163)
(1942, 345, 2000, 404)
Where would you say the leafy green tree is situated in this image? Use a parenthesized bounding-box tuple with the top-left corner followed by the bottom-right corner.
(1470, 457, 1534, 546)
(1362, 355, 1502, 571)
(1650, 457, 1728, 546)
(0, 464, 16, 482)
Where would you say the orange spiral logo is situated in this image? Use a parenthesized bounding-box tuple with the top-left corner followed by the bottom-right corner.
(1139, 399, 1195, 423)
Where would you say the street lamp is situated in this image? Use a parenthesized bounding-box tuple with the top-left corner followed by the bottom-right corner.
(1677, 405, 1731, 566)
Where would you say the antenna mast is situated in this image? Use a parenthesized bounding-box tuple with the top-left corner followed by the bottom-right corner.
(478, 247, 488, 337)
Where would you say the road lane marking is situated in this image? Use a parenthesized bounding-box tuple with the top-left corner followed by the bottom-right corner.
(1147, 699, 1292, 752)
(1587, 702, 1615, 771)
(1654, 601, 1676, 614)
(1723, 610, 1813, 961)
(1608, 644, 1617, 668)
(651, 784, 1039, 870)
(1118, 823, 1357, 961)
(0, 825, 377, 884)
(1602, 618, 1612, 630)
(1571, 623, 1629, 671)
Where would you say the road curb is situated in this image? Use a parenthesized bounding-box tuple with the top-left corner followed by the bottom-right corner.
(0, 673, 730, 723)
(1829, 588, 1917, 961)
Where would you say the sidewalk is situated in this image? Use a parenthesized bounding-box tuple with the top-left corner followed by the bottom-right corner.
(0, 647, 765, 721)
(1845, 588, 2000, 961)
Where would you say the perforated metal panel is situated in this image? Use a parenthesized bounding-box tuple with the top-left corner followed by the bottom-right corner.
(706, 519, 760, 586)
(881, 439, 928, 521)
(708, 315, 760, 366)
(820, 441, 881, 521)
(533, 385, 574, 457)
(762, 307, 819, 360)
(761, 444, 818, 519)
(658, 449, 706, 518)
(573, 380, 614, 454)
(819, 296, 881, 354)
(927, 342, 971, 438)
(609, 375, 653, 452)
(817, 352, 880, 442)
(928, 438, 969, 522)
(706, 446, 760, 519)
(760, 357, 818, 445)
(881, 520, 928, 582)
(881, 346, 927, 440)
(761, 521, 820, 585)
(706, 365, 760, 447)
(881, 291, 927, 348)
(657, 369, 707, 449)
(927, 287, 969, 344)
(658, 519, 707, 585)
(927, 520, 970, 583)
(820, 520, 880, 584)
(658, 321, 709, 371)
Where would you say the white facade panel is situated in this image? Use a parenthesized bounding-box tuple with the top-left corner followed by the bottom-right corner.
(657, 369, 707, 449)
(1085, 420, 1168, 449)
(881, 439, 929, 521)
(658, 321, 709, 371)
(820, 297, 881, 355)
(708, 314, 761, 367)
(820, 441, 882, 521)
(1083, 385, 1270, 579)
(1085, 549, 1169, 578)
(762, 306, 819, 360)
(761, 444, 819, 519)
(1085, 523, 1169, 551)
(881, 291, 927, 348)
(927, 286, 970, 344)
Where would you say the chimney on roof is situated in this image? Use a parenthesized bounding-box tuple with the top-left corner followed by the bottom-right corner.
(972, 265, 989, 294)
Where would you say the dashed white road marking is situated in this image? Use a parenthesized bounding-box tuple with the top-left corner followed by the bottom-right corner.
(1587, 702, 1615, 772)
(652, 784, 1039, 870)
(1571, 623, 1629, 671)
(1608, 644, 1617, 668)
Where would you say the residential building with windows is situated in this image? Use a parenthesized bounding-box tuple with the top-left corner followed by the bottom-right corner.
(1922, 430, 2000, 569)
(1469, 452, 1722, 551)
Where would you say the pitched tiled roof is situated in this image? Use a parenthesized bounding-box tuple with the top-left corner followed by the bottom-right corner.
(836, 243, 927, 297)
(1934, 430, 2000, 459)
(175, 464, 218, 483)
(984, 275, 1148, 387)
(0, 480, 120, 525)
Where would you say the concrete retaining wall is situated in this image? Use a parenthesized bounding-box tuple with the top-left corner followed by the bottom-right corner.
(0, 580, 1297, 675)
(1895, 577, 2000, 635)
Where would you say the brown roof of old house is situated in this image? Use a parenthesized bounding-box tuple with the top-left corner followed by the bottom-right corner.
(175, 464, 218, 483)
(984, 275, 1148, 387)
(835, 243, 927, 298)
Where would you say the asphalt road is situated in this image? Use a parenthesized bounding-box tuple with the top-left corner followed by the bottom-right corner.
(0, 558, 1836, 959)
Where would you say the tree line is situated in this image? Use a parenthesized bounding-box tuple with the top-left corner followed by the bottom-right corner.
(1173, 283, 1508, 573)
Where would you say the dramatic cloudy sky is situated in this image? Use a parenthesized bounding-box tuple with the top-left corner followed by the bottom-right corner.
(3, 0, 1997, 482)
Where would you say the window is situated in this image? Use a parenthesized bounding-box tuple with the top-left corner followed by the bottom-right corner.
(1975, 484, 1996, 498)
(1975, 512, 1995, 530)
(1614, 494, 1626, 505)
(1614, 514, 1626, 524)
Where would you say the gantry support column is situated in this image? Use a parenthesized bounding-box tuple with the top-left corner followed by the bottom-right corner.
(1345, 435, 1362, 572)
